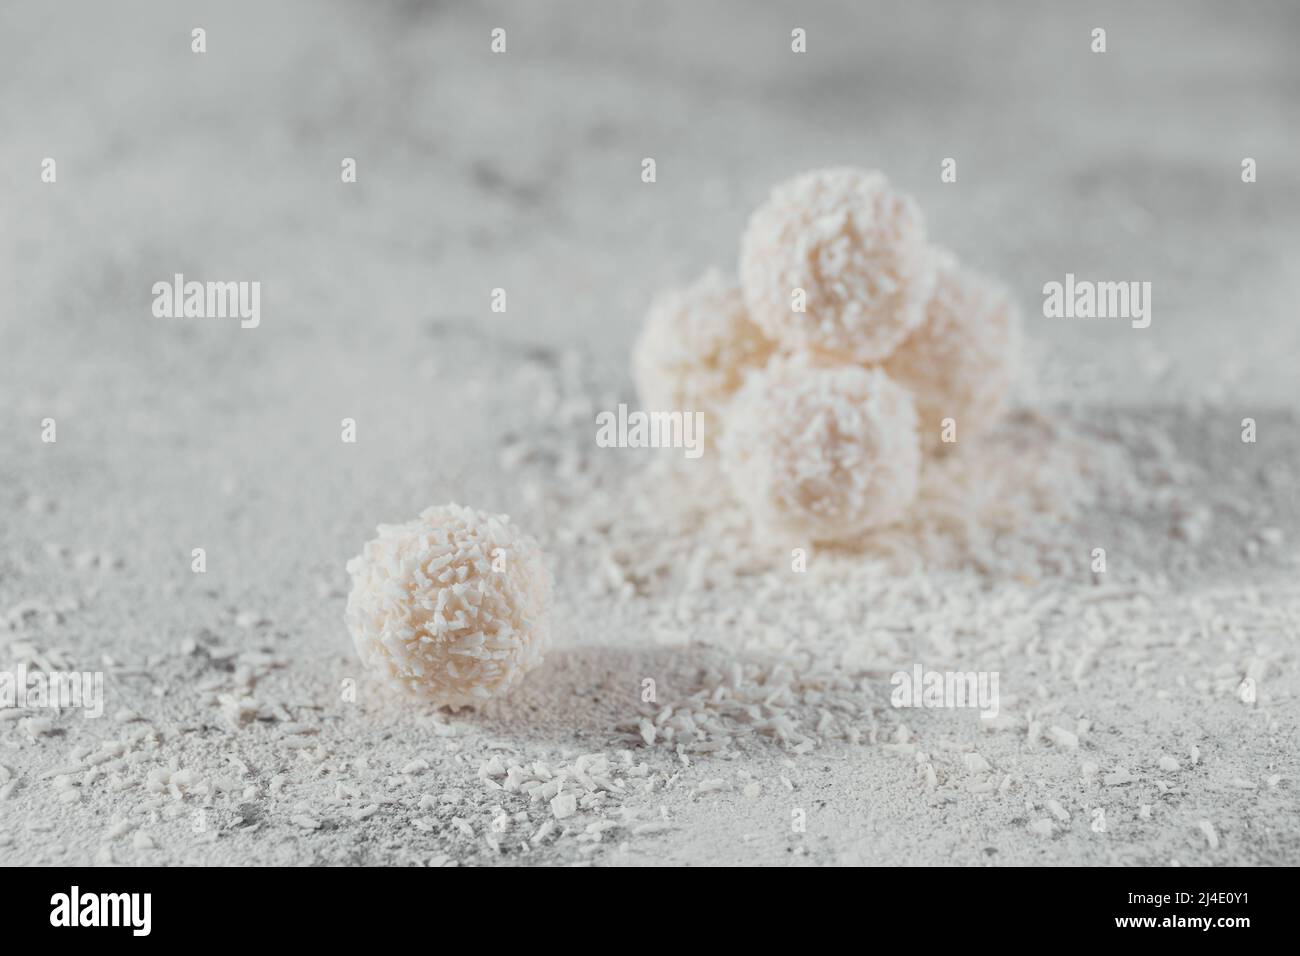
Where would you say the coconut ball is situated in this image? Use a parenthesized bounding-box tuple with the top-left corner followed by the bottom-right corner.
(739, 167, 936, 363)
(719, 355, 920, 543)
(884, 248, 1022, 448)
(632, 269, 774, 432)
(345, 503, 552, 707)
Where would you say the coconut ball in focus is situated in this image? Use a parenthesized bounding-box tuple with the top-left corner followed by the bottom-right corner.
(719, 355, 921, 544)
(885, 248, 1022, 449)
(345, 504, 552, 707)
(632, 269, 774, 433)
(739, 167, 936, 363)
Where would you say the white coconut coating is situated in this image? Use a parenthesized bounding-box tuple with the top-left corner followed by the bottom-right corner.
(739, 167, 936, 363)
(345, 504, 552, 707)
(632, 269, 774, 430)
(719, 355, 921, 544)
(885, 248, 1022, 448)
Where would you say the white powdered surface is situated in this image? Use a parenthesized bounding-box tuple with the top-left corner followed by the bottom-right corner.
(1, 0, 1297, 866)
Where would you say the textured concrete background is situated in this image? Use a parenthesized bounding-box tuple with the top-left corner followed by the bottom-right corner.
(5, 0, 1298, 527)
(1, 1, 1297, 866)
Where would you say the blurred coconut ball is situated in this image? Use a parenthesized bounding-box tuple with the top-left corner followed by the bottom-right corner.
(885, 248, 1022, 449)
(739, 167, 936, 363)
(719, 355, 921, 544)
(632, 269, 774, 437)
(345, 504, 552, 707)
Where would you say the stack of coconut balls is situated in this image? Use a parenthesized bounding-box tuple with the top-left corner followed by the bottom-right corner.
(633, 167, 1022, 546)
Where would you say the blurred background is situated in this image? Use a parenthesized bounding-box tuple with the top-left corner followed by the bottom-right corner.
(3, 0, 1298, 626)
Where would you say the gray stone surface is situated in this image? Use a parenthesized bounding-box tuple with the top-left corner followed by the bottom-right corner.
(1, 1, 1296, 866)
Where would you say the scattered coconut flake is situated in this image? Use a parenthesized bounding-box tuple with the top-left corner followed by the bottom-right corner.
(1197, 820, 1219, 850)
(1047, 726, 1079, 749)
(106, 820, 133, 840)
(1104, 766, 1137, 786)
(963, 753, 991, 774)
(21, 717, 55, 738)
